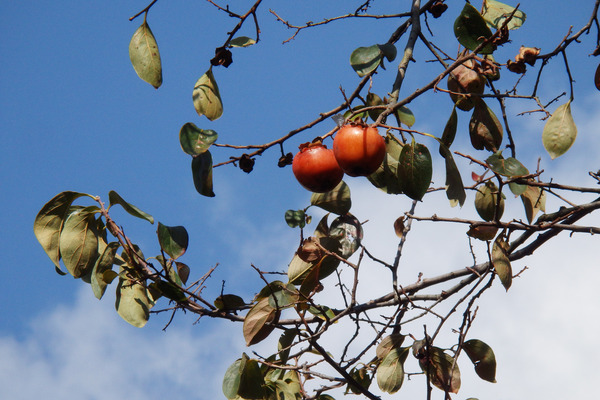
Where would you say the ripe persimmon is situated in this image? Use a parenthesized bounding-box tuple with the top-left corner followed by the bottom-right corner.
(292, 141, 344, 193)
(333, 124, 386, 177)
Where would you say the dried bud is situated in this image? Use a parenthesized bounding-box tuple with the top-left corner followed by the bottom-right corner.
(278, 152, 294, 167)
(211, 46, 233, 67)
(507, 59, 527, 74)
(515, 46, 540, 66)
(429, 1, 448, 18)
(239, 153, 255, 173)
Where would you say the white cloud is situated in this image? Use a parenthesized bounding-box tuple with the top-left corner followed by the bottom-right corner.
(0, 287, 245, 400)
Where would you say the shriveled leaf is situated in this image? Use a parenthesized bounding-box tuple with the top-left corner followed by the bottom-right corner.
(329, 214, 363, 259)
(243, 297, 279, 346)
(398, 141, 433, 201)
(310, 181, 351, 215)
(542, 100, 577, 159)
(521, 185, 546, 223)
(34, 191, 91, 270)
(115, 270, 153, 328)
(482, 0, 526, 30)
(393, 217, 405, 238)
(91, 241, 120, 299)
(463, 339, 497, 383)
(377, 347, 409, 394)
(191, 151, 215, 197)
(470, 100, 503, 151)
(285, 209, 306, 228)
(350, 45, 385, 77)
(59, 206, 100, 279)
(229, 36, 256, 48)
(129, 22, 162, 88)
(368, 135, 404, 194)
(492, 236, 512, 290)
(454, 3, 496, 54)
(475, 181, 504, 221)
(157, 222, 189, 259)
(419, 347, 461, 394)
(108, 190, 154, 224)
(193, 67, 223, 121)
(179, 122, 218, 156)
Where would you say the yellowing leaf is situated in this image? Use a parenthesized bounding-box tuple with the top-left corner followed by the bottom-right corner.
(129, 22, 162, 89)
(243, 298, 279, 346)
(193, 68, 223, 121)
(492, 236, 512, 290)
(59, 206, 100, 279)
(115, 270, 153, 328)
(482, 0, 526, 30)
(542, 100, 577, 159)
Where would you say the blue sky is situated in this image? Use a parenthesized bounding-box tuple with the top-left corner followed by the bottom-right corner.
(1, 1, 599, 399)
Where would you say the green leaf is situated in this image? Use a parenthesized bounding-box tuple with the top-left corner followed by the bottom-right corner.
(329, 214, 363, 259)
(368, 134, 404, 194)
(492, 236, 512, 290)
(475, 181, 504, 221)
(243, 297, 279, 346)
(285, 209, 306, 228)
(179, 122, 218, 156)
(310, 181, 351, 215)
(439, 142, 466, 207)
(33, 191, 91, 270)
(222, 356, 245, 399)
(214, 294, 246, 311)
(395, 106, 415, 127)
(307, 304, 336, 321)
(350, 45, 384, 77)
(59, 206, 100, 279)
(542, 100, 577, 159)
(193, 67, 223, 121)
(91, 241, 120, 299)
(238, 358, 265, 399)
(377, 347, 409, 394)
(470, 100, 503, 151)
(191, 151, 215, 197)
(115, 268, 153, 328)
(454, 3, 496, 54)
(482, 0, 526, 30)
(486, 153, 529, 177)
(440, 106, 458, 152)
(398, 141, 433, 201)
(229, 36, 256, 48)
(366, 92, 385, 122)
(261, 281, 298, 310)
(157, 222, 189, 259)
(108, 190, 154, 224)
(463, 339, 497, 383)
(129, 22, 162, 88)
(378, 43, 397, 62)
(278, 329, 298, 365)
(348, 367, 373, 394)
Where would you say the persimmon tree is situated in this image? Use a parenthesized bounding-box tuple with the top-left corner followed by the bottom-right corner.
(34, 1, 600, 399)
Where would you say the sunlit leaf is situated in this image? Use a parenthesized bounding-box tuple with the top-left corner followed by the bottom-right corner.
(454, 3, 496, 54)
(179, 122, 218, 156)
(223, 354, 246, 399)
(193, 67, 223, 121)
(243, 297, 279, 346)
(470, 100, 503, 151)
(368, 134, 404, 194)
(463, 339, 497, 383)
(396, 106, 415, 127)
(521, 185, 546, 223)
(229, 36, 256, 48)
(33, 191, 91, 270)
(307, 304, 336, 321)
(108, 190, 154, 224)
(482, 0, 526, 30)
(329, 213, 363, 259)
(157, 222, 189, 259)
(492, 236, 512, 290)
(377, 347, 409, 394)
(398, 140, 433, 201)
(129, 22, 162, 88)
(59, 206, 100, 279)
(91, 241, 119, 299)
(115, 268, 153, 328)
(191, 151, 215, 197)
(310, 181, 351, 215)
(542, 100, 577, 159)
(350, 44, 396, 77)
